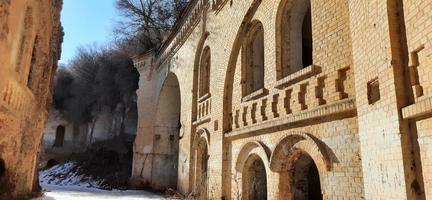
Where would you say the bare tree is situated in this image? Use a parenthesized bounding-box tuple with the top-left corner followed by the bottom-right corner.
(114, 0, 190, 54)
(53, 45, 139, 143)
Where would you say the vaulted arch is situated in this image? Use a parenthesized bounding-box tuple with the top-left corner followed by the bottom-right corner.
(192, 32, 210, 122)
(235, 141, 270, 200)
(269, 132, 333, 173)
(235, 141, 270, 172)
(191, 128, 210, 199)
(152, 72, 181, 190)
(270, 132, 334, 200)
(222, 0, 263, 133)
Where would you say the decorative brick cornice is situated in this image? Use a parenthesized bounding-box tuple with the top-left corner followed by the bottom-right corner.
(225, 98, 356, 139)
(155, 0, 209, 67)
(0, 75, 34, 117)
(402, 96, 432, 119)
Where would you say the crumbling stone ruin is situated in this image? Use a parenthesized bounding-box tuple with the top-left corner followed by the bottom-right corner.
(131, 0, 432, 199)
(0, 0, 62, 199)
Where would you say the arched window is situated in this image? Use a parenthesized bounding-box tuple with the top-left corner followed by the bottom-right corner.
(199, 46, 211, 97)
(242, 21, 265, 97)
(53, 125, 65, 147)
(277, 0, 313, 79)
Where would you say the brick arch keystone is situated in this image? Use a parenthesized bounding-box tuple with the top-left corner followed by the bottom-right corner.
(269, 132, 333, 174)
(192, 128, 211, 149)
(235, 141, 271, 173)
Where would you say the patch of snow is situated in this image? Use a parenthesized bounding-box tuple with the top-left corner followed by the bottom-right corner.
(37, 162, 165, 200)
(33, 185, 164, 200)
(39, 161, 103, 189)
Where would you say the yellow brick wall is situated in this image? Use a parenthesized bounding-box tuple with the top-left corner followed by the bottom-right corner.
(133, 0, 432, 199)
(403, 0, 432, 198)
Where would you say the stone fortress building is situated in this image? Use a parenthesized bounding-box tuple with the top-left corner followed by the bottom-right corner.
(131, 0, 432, 199)
(0, 0, 62, 199)
(0, 0, 431, 199)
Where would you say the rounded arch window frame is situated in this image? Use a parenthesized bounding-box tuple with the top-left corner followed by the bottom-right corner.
(241, 20, 265, 97)
(199, 46, 211, 98)
(275, 0, 313, 80)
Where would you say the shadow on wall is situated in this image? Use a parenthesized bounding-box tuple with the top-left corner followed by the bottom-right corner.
(0, 158, 5, 179)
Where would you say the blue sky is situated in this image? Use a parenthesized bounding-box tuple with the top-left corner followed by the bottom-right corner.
(60, 0, 118, 64)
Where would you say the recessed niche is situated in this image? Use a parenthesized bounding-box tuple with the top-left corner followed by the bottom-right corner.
(0, 158, 5, 178)
(155, 134, 161, 140)
(368, 78, 381, 104)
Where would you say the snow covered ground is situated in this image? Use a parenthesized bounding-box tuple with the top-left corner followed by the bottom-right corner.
(39, 162, 103, 188)
(35, 162, 165, 200)
(33, 184, 165, 200)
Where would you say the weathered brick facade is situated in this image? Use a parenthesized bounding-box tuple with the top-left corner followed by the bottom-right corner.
(132, 0, 432, 199)
(0, 0, 62, 199)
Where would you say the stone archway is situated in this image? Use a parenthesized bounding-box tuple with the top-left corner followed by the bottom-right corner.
(280, 150, 322, 200)
(242, 154, 267, 200)
(235, 141, 271, 200)
(191, 128, 210, 199)
(222, 0, 263, 133)
(152, 72, 181, 190)
(195, 137, 209, 199)
(270, 132, 334, 200)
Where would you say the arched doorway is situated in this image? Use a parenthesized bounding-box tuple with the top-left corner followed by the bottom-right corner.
(269, 133, 332, 200)
(243, 155, 267, 200)
(153, 72, 181, 190)
(285, 152, 322, 200)
(195, 137, 208, 199)
(53, 125, 65, 147)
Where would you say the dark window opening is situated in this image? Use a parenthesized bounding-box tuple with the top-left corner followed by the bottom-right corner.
(278, 0, 313, 78)
(368, 78, 381, 104)
(243, 22, 265, 96)
(302, 8, 313, 68)
(199, 47, 211, 97)
(0, 158, 5, 178)
(53, 125, 65, 147)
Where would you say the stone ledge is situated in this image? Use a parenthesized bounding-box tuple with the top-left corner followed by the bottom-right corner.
(275, 65, 321, 89)
(241, 88, 268, 102)
(198, 92, 211, 103)
(402, 96, 432, 119)
(0, 76, 34, 117)
(225, 98, 356, 139)
(192, 116, 211, 126)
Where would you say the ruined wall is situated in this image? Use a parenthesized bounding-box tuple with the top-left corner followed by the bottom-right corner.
(42, 107, 88, 165)
(132, 0, 431, 199)
(0, 0, 62, 198)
